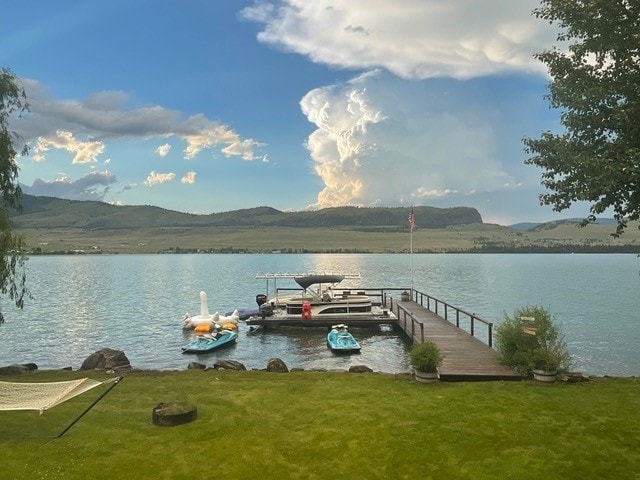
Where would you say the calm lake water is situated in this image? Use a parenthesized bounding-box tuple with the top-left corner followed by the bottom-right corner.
(0, 254, 638, 376)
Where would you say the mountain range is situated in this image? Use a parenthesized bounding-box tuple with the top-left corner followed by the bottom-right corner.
(10, 194, 483, 230)
(9, 195, 637, 255)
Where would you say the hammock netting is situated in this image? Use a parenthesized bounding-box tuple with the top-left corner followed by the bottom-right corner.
(0, 377, 117, 413)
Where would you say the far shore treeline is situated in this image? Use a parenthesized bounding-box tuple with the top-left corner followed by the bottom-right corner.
(10, 194, 640, 255)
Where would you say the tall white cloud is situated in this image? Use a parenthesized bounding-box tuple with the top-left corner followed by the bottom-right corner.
(300, 70, 517, 208)
(244, 0, 557, 214)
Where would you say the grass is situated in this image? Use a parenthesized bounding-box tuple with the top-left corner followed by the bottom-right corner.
(18, 221, 640, 254)
(1, 370, 639, 479)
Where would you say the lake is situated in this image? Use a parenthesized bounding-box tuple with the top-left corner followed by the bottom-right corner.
(0, 253, 638, 376)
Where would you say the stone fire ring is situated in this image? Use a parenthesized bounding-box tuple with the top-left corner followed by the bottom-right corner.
(152, 402, 197, 426)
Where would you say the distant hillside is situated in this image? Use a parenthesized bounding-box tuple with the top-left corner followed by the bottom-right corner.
(509, 222, 540, 231)
(10, 195, 483, 230)
(509, 218, 619, 231)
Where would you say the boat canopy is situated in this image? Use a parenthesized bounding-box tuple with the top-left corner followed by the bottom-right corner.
(294, 275, 345, 290)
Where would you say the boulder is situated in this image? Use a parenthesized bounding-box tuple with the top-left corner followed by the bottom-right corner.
(213, 359, 246, 371)
(266, 358, 289, 373)
(0, 363, 38, 375)
(80, 348, 131, 372)
(187, 362, 207, 370)
(559, 372, 590, 382)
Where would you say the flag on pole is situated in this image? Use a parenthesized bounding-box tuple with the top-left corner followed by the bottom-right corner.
(408, 207, 415, 231)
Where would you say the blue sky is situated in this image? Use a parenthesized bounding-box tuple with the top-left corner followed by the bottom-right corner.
(2, 0, 595, 225)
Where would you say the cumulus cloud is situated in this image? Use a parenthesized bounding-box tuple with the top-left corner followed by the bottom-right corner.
(240, 0, 558, 212)
(222, 139, 265, 161)
(144, 171, 175, 187)
(176, 114, 264, 161)
(21, 171, 117, 201)
(414, 187, 458, 199)
(242, 0, 556, 80)
(13, 81, 263, 163)
(121, 183, 139, 192)
(33, 130, 105, 164)
(181, 171, 196, 184)
(156, 143, 171, 157)
(178, 114, 242, 159)
(300, 70, 518, 209)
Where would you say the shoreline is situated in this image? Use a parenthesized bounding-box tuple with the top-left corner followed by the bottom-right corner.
(2, 363, 637, 380)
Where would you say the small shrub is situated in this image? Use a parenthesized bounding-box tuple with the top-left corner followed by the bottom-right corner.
(410, 340, 444, 372)
(495, 305, 571, 377)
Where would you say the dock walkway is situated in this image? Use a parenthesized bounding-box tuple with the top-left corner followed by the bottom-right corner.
(391, 297, 520, 381)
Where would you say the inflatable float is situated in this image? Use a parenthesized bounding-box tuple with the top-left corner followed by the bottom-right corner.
(183, 292, 240, 331)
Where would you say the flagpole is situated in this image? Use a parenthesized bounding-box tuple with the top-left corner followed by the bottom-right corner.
(408, 207, 415, 294)
(410, 224, 414, 292)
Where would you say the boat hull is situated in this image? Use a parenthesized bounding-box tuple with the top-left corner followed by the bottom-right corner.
(181, 332, 238, 354)
(247, 310, 395, 327)
(327, 327, 361, 354)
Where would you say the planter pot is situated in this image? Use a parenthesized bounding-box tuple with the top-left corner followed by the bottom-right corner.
(400, 292, 411, 302)
(533, 369, 557, 383)
(414, 370, 438, 384)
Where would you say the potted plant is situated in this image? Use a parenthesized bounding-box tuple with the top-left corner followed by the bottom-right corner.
(495, 305, 571, 381)
(531, 344, 568, 382)
(409, 340, 444, 383)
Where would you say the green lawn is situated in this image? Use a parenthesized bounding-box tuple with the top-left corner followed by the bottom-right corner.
(1, 370, 639, 480)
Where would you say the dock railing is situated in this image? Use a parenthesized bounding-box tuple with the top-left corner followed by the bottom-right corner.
(386, 289, 494, 348)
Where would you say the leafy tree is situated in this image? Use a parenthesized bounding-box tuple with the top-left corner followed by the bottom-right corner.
(523, 0, 640, 236)
(0, 67, 30, 323)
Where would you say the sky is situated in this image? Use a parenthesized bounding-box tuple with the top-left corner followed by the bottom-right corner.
(1, 0, 597, 225)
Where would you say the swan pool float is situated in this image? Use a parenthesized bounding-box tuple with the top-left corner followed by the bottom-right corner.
(183, 291, 240, 331)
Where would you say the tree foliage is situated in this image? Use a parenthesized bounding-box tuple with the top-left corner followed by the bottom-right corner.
(0, 67, 30, 322)
(524, 0, 640, 236)
(495, 305, 572, 377)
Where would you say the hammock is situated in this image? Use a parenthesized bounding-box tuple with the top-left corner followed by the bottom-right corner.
(0, 376, 123, 439)
(0, 377, 120, 413)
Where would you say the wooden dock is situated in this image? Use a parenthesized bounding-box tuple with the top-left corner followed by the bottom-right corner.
(244, 280, 519, 381)
(390, 294, 520, 382)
